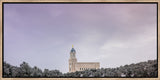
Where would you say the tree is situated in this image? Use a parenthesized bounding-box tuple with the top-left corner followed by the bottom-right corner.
(19, 62, 32, 77)
(3, 62, 11, 77)
(10, 66, 21, 77)
(31, 66, 43, 77)
(43, 69, 50, 77)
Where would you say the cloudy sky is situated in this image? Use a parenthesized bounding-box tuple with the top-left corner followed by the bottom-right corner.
(4, 3, 157, 73)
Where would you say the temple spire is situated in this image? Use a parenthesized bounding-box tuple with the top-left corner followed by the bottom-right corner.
(72, 45, 74, 48)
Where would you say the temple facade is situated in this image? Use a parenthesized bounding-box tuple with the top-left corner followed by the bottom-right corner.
(69, 45, 100, 72)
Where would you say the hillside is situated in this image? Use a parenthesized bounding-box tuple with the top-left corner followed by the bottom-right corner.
(3, 59, 157, 78)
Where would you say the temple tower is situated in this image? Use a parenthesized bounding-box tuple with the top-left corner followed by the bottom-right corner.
(69, 45, 77, 72)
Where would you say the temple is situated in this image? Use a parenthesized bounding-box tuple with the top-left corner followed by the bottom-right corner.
(69, 45, 100, 72)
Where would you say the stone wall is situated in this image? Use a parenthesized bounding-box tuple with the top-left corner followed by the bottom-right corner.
(74, 62, 100, 71)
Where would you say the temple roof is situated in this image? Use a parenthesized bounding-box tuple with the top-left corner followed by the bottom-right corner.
(71, 48, 76, 53)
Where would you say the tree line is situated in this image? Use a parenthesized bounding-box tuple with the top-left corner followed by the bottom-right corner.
(3, 59, 157, 78)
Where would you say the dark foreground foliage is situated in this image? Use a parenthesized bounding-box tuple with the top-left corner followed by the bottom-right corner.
(3, 59, 157, 78)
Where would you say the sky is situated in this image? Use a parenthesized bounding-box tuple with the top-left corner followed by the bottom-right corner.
(4, 3, 157, 73)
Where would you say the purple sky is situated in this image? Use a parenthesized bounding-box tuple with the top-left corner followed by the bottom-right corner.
(4, 4, 157, 73)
